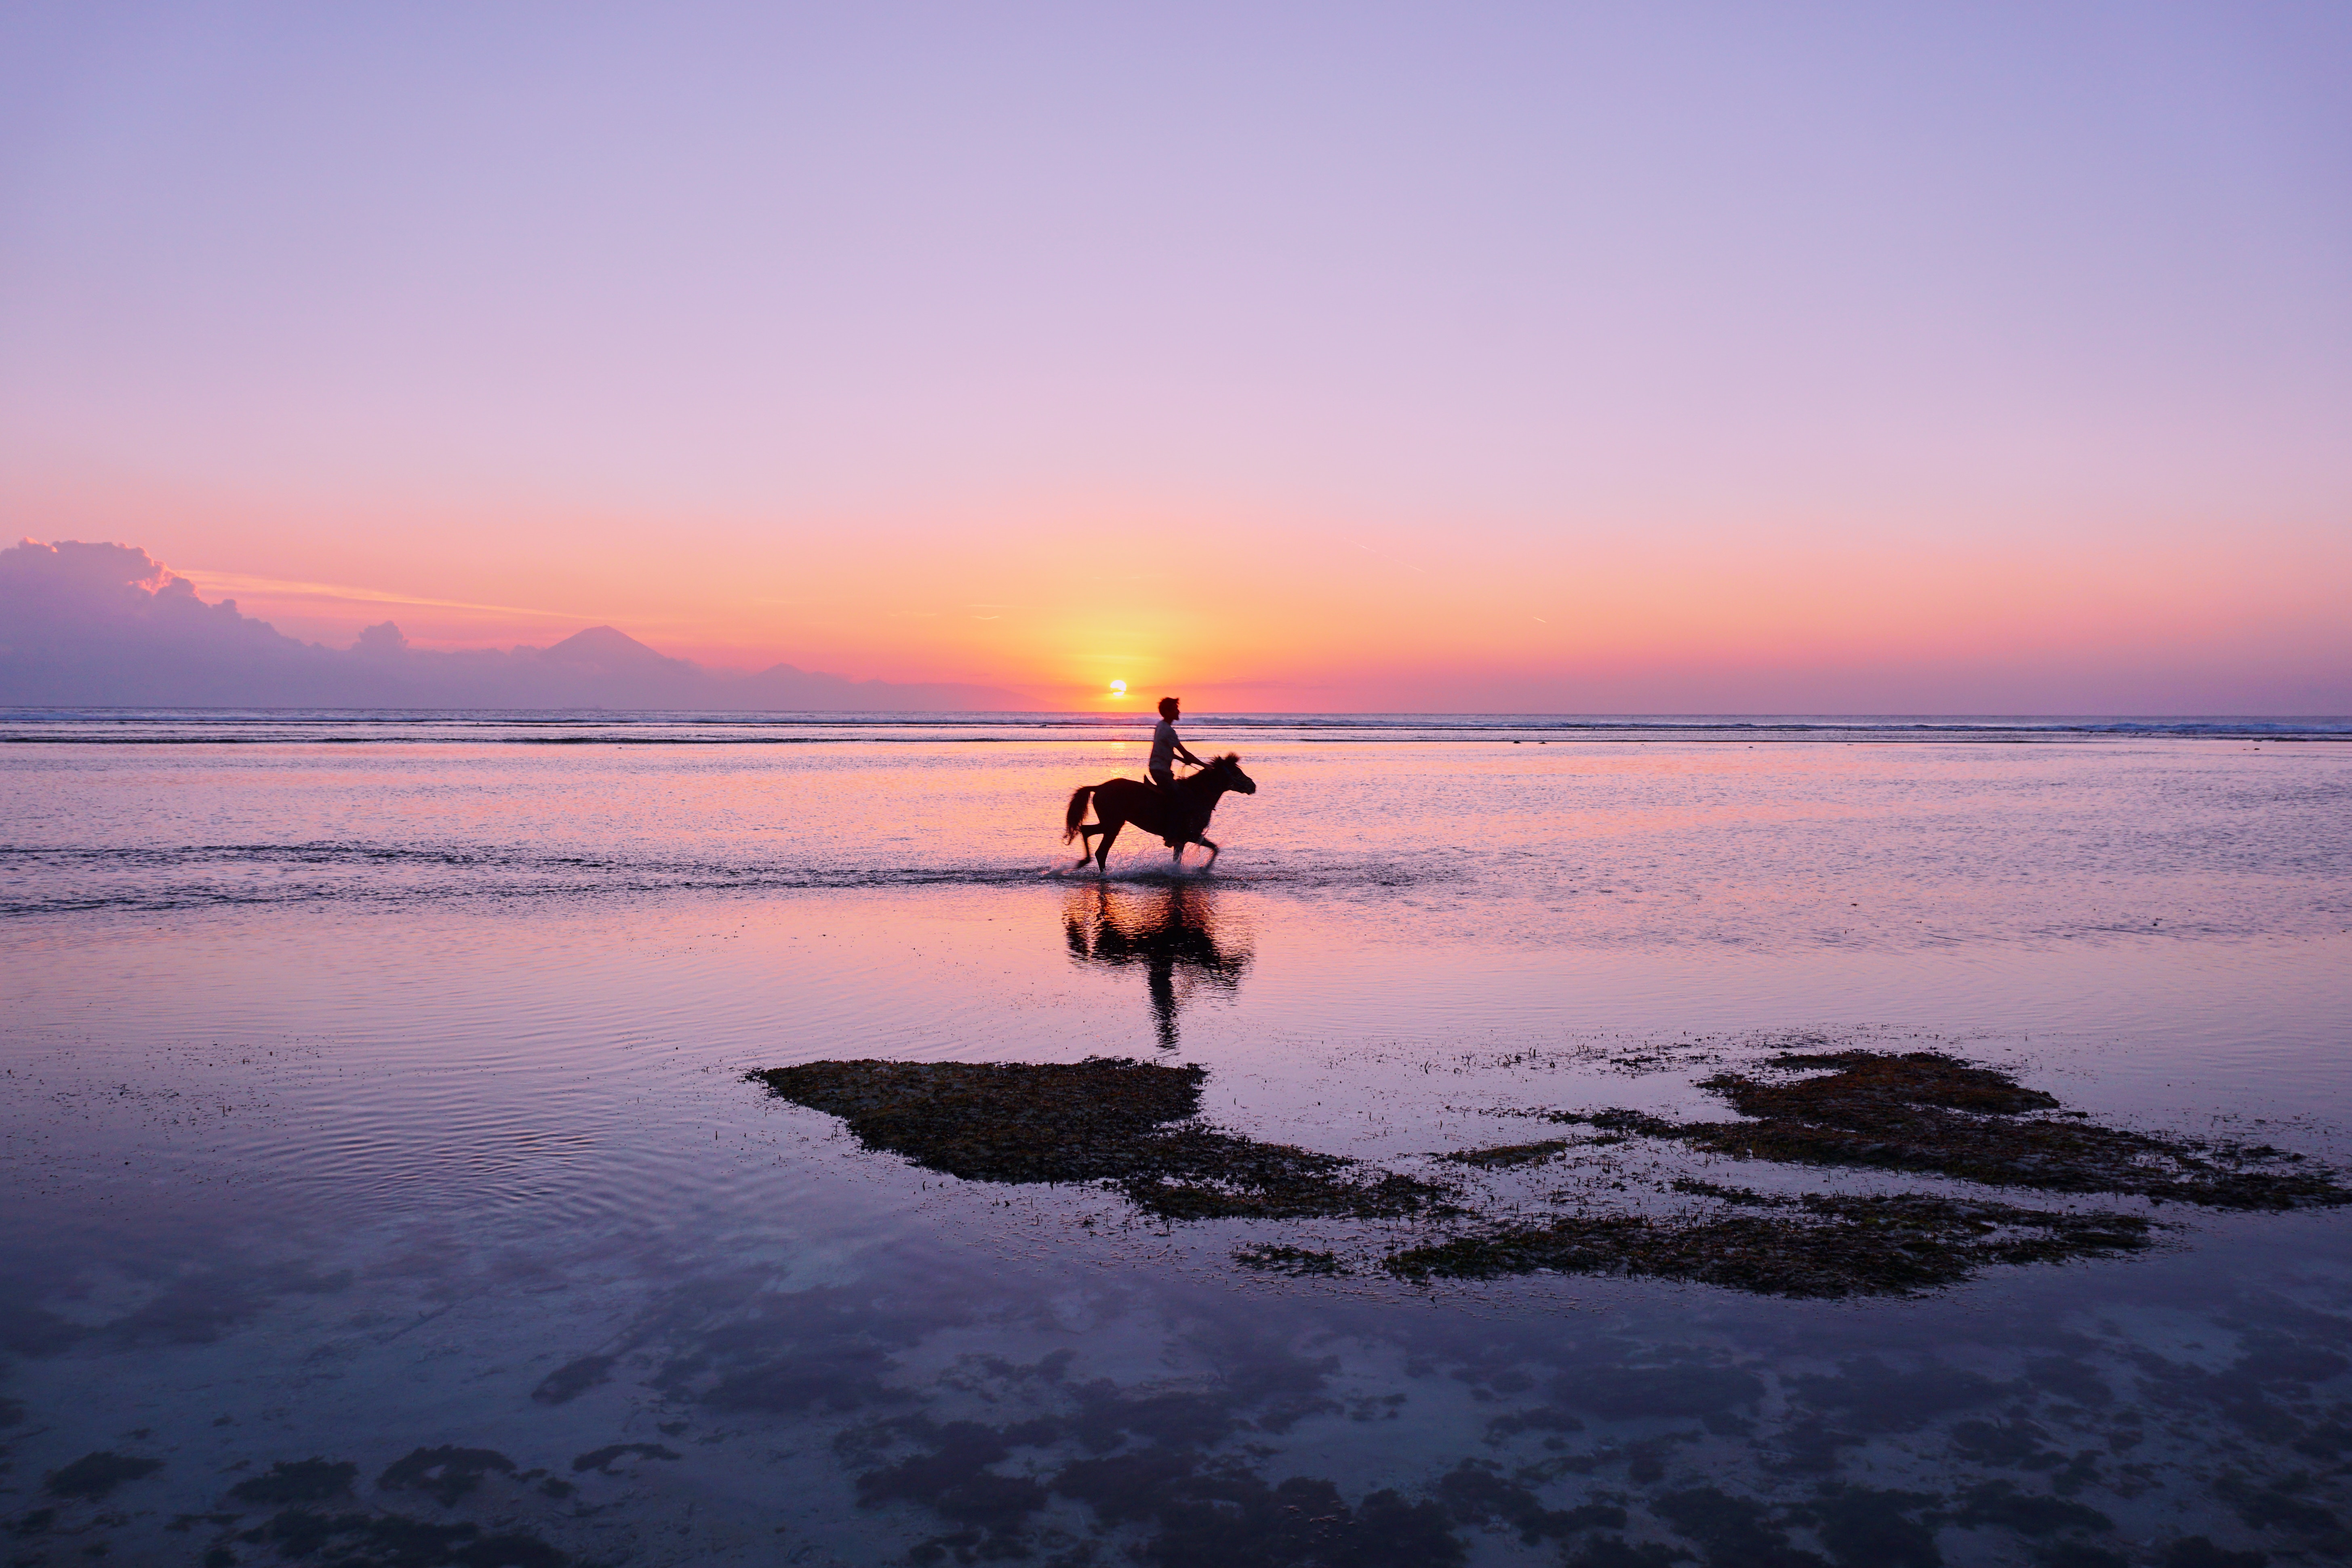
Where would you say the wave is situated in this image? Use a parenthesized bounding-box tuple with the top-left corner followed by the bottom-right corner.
(5, 707, 2346, 744)
(0, 842, 1447, 917)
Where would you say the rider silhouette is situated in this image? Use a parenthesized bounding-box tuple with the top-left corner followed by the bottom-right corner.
(1148, 696, 1202, 794)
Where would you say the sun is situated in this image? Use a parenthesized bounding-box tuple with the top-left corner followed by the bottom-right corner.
(1108, 680, 1127, 697)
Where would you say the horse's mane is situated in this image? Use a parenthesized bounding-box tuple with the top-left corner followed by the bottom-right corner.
(1179, 753, 1242, 790)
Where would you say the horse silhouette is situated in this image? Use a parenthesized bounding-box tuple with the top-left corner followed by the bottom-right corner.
(1063, 754, 1257, 872)
(1063, 882, 1252, 1049)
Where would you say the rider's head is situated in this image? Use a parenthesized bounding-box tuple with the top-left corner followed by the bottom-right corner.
(1158, 697, 1180, 720)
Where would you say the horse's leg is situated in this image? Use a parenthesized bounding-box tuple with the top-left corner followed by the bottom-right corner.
(1197, 835, 1219, 870)
(1093, 817, 1123, 873)
(1074, 823, 1102, 869)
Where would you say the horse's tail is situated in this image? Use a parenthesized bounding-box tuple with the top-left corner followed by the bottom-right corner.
(1063, 785, 1095, 844)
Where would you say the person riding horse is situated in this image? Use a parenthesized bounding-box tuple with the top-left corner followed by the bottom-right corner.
(1148, 696, 1203, 799)
(1064, 701, 1256, 872)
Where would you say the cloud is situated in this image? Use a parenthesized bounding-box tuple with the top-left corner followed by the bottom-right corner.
(174, 569, 587, 621)
(8, 539, 178, 602)
(0, 539, 1030, 710)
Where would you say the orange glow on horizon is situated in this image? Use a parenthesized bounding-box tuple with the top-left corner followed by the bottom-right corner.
(12, 470, 2349, 713)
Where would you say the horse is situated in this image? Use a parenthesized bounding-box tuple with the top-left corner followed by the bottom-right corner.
(1063, 754, 1257, 873)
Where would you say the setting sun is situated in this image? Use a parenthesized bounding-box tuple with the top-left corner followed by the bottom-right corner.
(1108, 680, 1127, 696)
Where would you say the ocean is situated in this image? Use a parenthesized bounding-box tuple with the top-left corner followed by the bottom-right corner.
(3, 710, 2349, 1566)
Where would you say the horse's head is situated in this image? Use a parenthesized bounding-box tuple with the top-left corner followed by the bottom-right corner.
(1211, 753, 1256, 794)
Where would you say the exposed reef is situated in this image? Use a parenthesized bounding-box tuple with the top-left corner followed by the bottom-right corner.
(750, 1049, 2346, 1299)
(748, 1057, 1451, 1221)
(1442, 1138, 1574, 1168)
(1234, 1244, 1352, 1277)
(1383, 1192, 2152, 1297)
(1554, 1050, 2352, 1210)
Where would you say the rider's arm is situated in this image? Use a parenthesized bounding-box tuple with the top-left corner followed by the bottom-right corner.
(1175, 741, 1204, 766)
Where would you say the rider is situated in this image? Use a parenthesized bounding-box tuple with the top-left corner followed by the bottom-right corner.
(1148, 696, 1204, 798)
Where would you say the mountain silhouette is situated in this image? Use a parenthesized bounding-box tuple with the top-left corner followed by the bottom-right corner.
(0, 540, 1032, 710)
(539, 625, 694, 675)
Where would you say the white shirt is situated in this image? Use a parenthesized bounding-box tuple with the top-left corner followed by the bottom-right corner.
(1149, 718, 1181, 772)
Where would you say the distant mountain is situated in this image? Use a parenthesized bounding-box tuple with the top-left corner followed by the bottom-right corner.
(539, 624, 699, 677)
(0, 540, 1032, 711)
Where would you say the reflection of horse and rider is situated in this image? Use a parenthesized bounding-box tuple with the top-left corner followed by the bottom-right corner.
(1063, 697, 1257, 873)
(1063, 882, 1252, 1050)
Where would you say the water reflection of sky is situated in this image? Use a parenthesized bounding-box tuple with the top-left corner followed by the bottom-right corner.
(2, 734, 2350, 1564)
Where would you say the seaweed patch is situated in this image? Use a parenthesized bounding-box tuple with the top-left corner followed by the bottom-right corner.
(1558, 1051, 2352, 1209)
(1235, 1244, 1352, 1277)
(750, 1050, 2344, 1300)
(1383, 1193, 2150, 1297)
(749, 1057, 1452, 1221)
(1443, 1139, 1574, 1168)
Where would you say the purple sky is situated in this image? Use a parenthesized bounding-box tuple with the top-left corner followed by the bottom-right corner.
(3, 3, 2346, 710)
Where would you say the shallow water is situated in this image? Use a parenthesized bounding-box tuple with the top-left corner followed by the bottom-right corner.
(3, 715, 2349, 1565)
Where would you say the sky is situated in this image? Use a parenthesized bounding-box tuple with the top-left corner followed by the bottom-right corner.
(2, 1, 2347, 712)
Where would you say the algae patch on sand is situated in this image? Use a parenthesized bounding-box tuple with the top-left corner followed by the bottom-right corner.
(1383, 1193, 2151, 1297)
(1556, 1050, 2352, 1210)
(1442, 1139, 1574, 1168)
(748, 1057, 1450, 1222)
(750, 1050, 2344, 1299)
